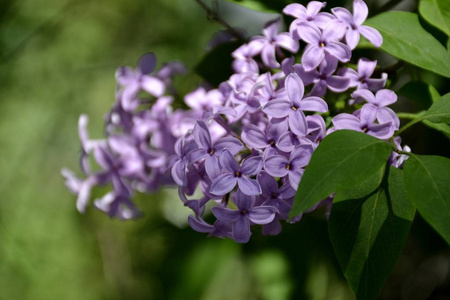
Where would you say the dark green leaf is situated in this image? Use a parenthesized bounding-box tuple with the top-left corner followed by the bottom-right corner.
(404, 155, 450, 244)
(396, 81, 434, 110)
(194, 41, 242, 86)
(421, 92, 450, 123)
(329, 167, 415, 300)
(365, 12, 450, 78)
(428, 84, 441, 102)
(291, 130, 392, 217)
(423, 120, 450, 138)
(419, 0, 450, 36)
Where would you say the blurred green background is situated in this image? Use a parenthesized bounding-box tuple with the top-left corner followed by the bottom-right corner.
(0, 0, 449, 299)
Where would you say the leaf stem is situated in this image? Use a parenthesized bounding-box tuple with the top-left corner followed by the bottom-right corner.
(396, 112, 425, 119)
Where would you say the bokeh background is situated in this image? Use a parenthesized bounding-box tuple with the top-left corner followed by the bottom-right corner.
(0, 0, 449, 299)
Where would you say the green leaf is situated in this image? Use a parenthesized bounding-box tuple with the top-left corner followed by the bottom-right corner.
(291, 130, 392, 217)
(404, 155, 450, 244)
(421, 92, 450, 123)
(225, 0, 277, 13)
(419, 0, 450, 36)
(428, 84, 441, 102)
(329, 167, 415, 300)
(397, 81, 434, 110)
(365, 12, 450, 78)
(423, 120, 450, 138)
(194, 41, 242, 86)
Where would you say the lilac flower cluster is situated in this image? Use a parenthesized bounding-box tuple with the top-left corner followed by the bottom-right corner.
(63, 0, 410, 243)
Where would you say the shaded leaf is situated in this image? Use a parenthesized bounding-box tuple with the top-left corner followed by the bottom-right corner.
(365, 12, 450, 78)
(423, 120, 450, 138)
(419, 0, 450, 36)
(404, 154, 450, 244)
(421, 92, 450, 123)
(329, 167, 415, 300)
(291, 130, 392, 217)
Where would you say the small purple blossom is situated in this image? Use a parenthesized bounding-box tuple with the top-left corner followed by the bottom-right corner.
(283, 1, 335, 34)
(338, 58, 387, 91)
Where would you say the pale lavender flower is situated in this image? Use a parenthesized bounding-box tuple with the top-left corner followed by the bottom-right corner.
(250, 20, 299, 68)
(169, 137, 198, 186)
(232, 43, 263, 74)
(283, 1, 335, 36)
(212, 189, 276, 243)
(389, 136, 411, 168)
(331, 104, 395, 139)
(184, 87, 224, 112)
(296, 22, 351, 71)
(294, 54, 350, 97)
(187, 215, 232, 239)
(338, 58, 387, 91)
(264, 144, 314, 188)
(352, 89, 400, 130)
(210, 149, 263, 196)
(241, 118, 288, 151)
(332, 0, 382, 49)
(263, 73, 328, 136)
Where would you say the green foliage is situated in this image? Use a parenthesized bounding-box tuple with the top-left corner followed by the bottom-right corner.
(421, 92, 450, 123)
(291, 130, 392, 217)
(419, 0, 450, 36)
(365, 11, 450, 78)
(404, 155, 450, 244)
(329, 167, 415, 300)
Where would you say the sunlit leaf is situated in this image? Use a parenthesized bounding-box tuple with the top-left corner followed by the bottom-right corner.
(419, 0, 450, 36)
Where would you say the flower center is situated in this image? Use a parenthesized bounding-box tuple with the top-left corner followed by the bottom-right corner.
(286, 164, 292, 170)
(208, 148, 215, 155)
(291, 105, 298, 111)
(319, 41, 326, 47)
(234, 171, 242, 178)
(269, 140, 276, 147)
(271, 192, 278, 198)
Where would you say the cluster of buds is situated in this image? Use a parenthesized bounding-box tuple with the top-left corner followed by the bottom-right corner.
(63, 0, 409, 243)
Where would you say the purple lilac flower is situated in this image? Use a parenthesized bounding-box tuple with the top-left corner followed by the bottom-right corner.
(249, 20, 299, 68)
(389, 137, 411, 168)
(184, 87, 224, 112)
(188, 215, 232, 239)
(232, 43, 263, 74)
(263, 73, 328, 136)
(115, 53, 165, 111)
(264, 144, 314, 188)
(294, 54, 350, 97)
(210, 149, 263, 196)
(169, 137, 198, 186)
(241, 118, 288, 152)
(352, 89, 400, 130)
(188, 120, 243, 178)
(331, 104, 395, 139)
(338, 58, 387, 91)
(331, 0, 382, 49)
(212, 189, 276, 243)
(283, 1, 335, 35)
(296, 22, 351, 71)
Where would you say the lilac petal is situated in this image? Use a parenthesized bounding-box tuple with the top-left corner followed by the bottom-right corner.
(331, 7, 354, 24)
(289, 169, 304, 188)
(193, 120, 212, 150)
(261, 43, 279, 68)
(219, 149, 239, 172)
(241, 156, 263, 176)
(257, 171, 278, 196)
(338, 67, 359, 83)
(265, 155, 289, 177)
(233, 217, 251, 243)
(326, 76, 350, 92)
(188, 215, 213, 233)
(248, 206, 276, 224)
(367, 122, 394, 140)
(286, 73, 305, 103)
(307, 1, 326, 15)
(205, 155, 222, 179)
(294, 64, 318, 85)
(352, 89, 375, 103)
(187, 148, 207, 164)
(325, 42, 351, 62)
(354, 0, 369, 25)
(320, 54, 338, 76)
(275, 33, 299, 52)
(299, 96, 328, 112)
(76, 178, 95, 213)
(238, 177, 262, 196)
(172, 160, 187, 186)
(322, 21, 347, 41)
(291, 144, 314, 168)
(359, 25, 383, 47)
(282, 56, 295, 75)
(283, 4, 307, 19)
(141, 76, 165, 97)
(297, 23, 321, 44)
(365, 77, 387, 91)
(378, 107, 400, 130)
(262, 219, 282, 236)
(279, 182, 297, 199)
(212, 206, 240, 222)
(263, 99, 292, 117)
(115, 66, 136, 85)
(234, 189, 255, 210)
(266, 117, 289, 140)
(242, 124, 269, 149)
(302, 45, 324, 71)
(289, 110, 308, 136)
(93, 147, 114, 170)
(345, 29, 360, 49)
(333, 113, 362, 131)
(210, 173, 237, 195)
(247, 39, 266, 55)
(277, 131, 298, 152)
(375, 89, 397, 106)
(358, 58, 377, 78)
(361, 103, 378, 126)
(263, 21, 279, 39)
(314, 13, 335, 28)
(137, 53, 157, 75)
(310, 81, 328, 97)
(214, 137, 243, 155)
